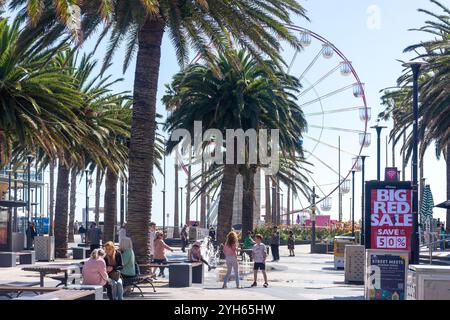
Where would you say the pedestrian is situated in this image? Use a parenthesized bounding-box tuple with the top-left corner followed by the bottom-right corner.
(25, 222, 37, 250)
(440, 224, 446, 252)
(243, 231, 255, 261)
(78, 224, 86, 243)
(208, 226, 216, 248)
(208, 226, 216, 241)
(153, 231, 174, 278)
(118, 223, 127, 243)
(86, 222, 102, 251)
(251, 234, 268, 288)
(189, 241, 212, 271)
(104, 241, 124, 300)
(288, 230, 295, 256)
(181, 225, 188, 253)
(149, 222, 157, 277)
(82, 249, 109, 289)
(270, 226, 280, 261)
(222, 231, 242, 289)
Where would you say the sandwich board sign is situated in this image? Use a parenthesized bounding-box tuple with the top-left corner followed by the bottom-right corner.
(365, 249, 408, 300)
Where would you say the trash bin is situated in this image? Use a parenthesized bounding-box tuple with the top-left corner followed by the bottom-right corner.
(334, 236, 355, 269)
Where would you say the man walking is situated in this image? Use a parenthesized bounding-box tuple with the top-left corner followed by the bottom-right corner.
(181, 225, 188, 253)
(270, 226, 280, 261)
(86, 222, 102, 251)
(26, 222, 37, 250)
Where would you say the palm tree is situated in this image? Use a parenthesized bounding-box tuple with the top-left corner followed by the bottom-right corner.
(15, 0, 309, 265)
(49, 50, 130, 257)
(0, 18, 85, 167)
(164, 48, 310, 242)
(380, 0, 450, 230)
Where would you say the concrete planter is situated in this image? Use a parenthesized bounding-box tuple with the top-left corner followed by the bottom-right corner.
(12, 232, 25, 252)
(311, 243, 333, 254)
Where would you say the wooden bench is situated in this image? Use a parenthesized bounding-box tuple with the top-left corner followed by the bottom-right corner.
(15, 289, 95, 300)
(122, 263, 156, 297)
(0, 285, 60, 299)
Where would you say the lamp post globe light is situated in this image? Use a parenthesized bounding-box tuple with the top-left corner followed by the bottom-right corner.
(403, 60, 428, 265)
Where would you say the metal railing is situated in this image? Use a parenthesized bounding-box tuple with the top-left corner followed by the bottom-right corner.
(420, 232, 450, 264)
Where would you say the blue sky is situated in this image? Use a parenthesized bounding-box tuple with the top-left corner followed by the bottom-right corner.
(32, 0, 447, 225)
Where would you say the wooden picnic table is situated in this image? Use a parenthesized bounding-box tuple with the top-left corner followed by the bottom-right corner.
(22, 264, 81, 287)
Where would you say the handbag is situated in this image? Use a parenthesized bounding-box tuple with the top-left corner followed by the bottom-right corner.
(110, 270, 121, 281)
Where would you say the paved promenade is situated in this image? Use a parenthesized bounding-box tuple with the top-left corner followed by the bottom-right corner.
(0, 244, 364, 300)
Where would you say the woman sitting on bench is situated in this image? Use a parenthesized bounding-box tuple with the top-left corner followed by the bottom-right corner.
(104, 241, 124, 300)
(189, 241, 212, 271)
(82, 249, 109, 288)
(119, 237, 136, 294)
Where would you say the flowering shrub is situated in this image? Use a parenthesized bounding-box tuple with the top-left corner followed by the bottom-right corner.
(254, 222, 361, 243)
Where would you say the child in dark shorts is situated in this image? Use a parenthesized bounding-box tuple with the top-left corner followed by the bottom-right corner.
(251, 234, 268, 288)
(288, 230, 295, 256)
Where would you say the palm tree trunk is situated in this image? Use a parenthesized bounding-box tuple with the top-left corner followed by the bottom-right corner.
(68, 168, 77, 243)
(103, 167, 118, 243)
(174, 162, 180, 238)
(94, 169, 104, 225)
(217, 164, 238, 244)
(54, 160, 70, 258)
(265, 174, 271, 223)
(242, 168, 255, 236)
(49, 159, 55, 237)
(127, 17, 165, 267)
(446, 143, 450, 233)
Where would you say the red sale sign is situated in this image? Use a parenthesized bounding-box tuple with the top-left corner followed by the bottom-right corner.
(370, 188, 413, 251)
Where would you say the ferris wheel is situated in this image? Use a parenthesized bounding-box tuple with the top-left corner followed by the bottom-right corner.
(281, 25, 371, 220)
(180, 25, 371, 224)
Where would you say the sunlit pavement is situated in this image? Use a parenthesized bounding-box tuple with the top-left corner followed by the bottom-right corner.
(0, 243, 364, 300)
(137, 244, 364, 300)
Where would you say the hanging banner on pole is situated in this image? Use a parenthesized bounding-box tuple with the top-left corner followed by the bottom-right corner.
(365, 181, 413, 252)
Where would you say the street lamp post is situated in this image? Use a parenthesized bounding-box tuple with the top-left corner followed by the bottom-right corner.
(27, 155, 33, 222)
(310, 186, 317, 253)
(280, 193, 284, 225)
(120, 178, 124, 227)
(403, 60, 427, 265)
(360, 155, 368, 245)
(180, 187, 183, 228)
(371, 122, 387, 181)
(162, 142, 166, 231)
(351, 170, 356, 237)
(6, 166, 11, 200)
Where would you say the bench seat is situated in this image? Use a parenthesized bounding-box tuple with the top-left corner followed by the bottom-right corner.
(15, 289, 95, 300)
